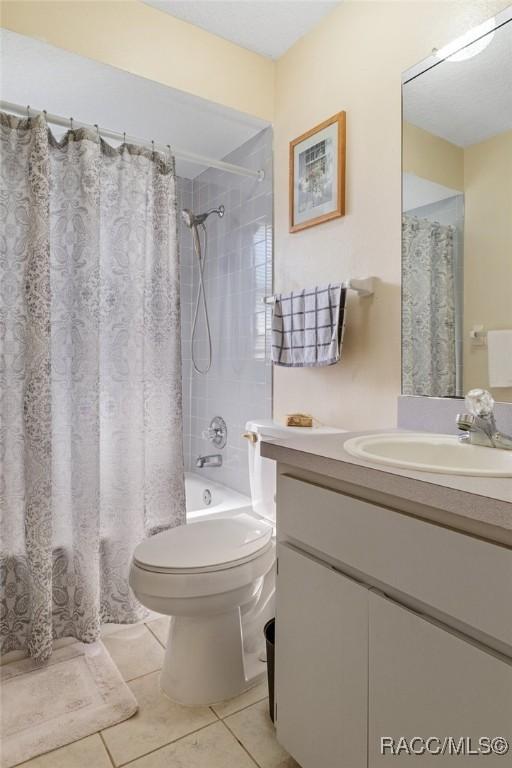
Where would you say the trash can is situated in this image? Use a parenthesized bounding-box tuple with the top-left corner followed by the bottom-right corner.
(264, 618, 275, 722)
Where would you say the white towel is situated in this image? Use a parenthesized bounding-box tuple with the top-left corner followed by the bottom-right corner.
(271, 284, 346, 367)
(488, 330, 512, 387)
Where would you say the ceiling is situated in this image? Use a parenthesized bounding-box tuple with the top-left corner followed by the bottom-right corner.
(142, 0, 340, 59)
(404, 19, 512, 148)
(0, 30, 268, 179)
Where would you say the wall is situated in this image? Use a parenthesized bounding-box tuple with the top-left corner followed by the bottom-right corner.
(463, 129, 512, 401)
(0, 1, 274, 122)
(176, 176, 194, 461)
(403, 122, 464, 191)
(182, 129, 273, 494)
(273, 0, 509, 430)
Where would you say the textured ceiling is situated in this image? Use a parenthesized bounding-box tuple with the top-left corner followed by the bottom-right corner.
(404, 19, 512, 148)
(1, 29, 268, 179)
(142, 0, 340, 59)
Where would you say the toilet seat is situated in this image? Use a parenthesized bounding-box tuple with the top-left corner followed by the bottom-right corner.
(133, 513, 273, 575)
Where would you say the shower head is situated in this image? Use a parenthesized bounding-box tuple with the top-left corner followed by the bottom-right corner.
(181, 205, 225, 228)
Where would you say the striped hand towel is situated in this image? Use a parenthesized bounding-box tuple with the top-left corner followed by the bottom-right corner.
(271, 284, 347, 367)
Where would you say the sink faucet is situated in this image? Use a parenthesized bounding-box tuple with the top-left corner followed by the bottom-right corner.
(456, 389, 512, 450)
(196, 454, 223, 468)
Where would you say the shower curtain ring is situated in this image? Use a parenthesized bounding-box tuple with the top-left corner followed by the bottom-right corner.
(94, 124, 100, 141)
(123, 131, 126, 144)
(70, 116, 74, 131)
(26, 105, 31, 121)
(151, 139, 155, 158)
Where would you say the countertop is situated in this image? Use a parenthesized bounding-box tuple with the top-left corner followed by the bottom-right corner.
(261, 429, 512, 545)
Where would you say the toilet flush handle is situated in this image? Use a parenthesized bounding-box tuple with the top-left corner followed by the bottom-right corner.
(242, 431, 258, 444)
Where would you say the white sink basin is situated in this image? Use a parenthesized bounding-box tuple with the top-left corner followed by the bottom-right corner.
(343, 432, 512, 477)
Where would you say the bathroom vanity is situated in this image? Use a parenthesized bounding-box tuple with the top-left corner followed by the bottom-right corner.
(262, 431, 512, 767)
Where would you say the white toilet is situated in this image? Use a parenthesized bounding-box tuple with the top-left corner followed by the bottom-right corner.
(129, 419, 341, 706)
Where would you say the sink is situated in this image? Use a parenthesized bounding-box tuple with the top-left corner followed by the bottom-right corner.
(343, 432, 512, 477)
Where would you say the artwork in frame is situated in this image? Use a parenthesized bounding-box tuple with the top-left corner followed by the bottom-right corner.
(289, 112, 346, 233)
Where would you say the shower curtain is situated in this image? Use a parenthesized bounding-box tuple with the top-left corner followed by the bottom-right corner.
(402, 214, 457, 397)
(0, 112, 186, 662)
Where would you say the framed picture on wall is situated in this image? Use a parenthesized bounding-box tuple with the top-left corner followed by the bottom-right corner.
(289, 111, 346, 233)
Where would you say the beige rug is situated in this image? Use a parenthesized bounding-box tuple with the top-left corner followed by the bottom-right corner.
(1, 640, 138, 767)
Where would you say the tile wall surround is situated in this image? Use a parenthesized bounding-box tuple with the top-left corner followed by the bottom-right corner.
(397, 395, 512, 435)
(176, 175, 194, 468)
(179, 128, 273, 494)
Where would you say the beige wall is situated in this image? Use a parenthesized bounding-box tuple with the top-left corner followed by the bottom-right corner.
(463, 129, 512, 401)
(403, 121, 464, 191)
(2, 0, 510, 426)
(273, 0, 508, 430)
(0, 1, 274, 122)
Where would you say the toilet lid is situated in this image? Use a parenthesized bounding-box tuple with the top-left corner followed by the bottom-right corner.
(133, 514, 273, 574)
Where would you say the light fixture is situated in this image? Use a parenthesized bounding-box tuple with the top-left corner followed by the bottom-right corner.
(435, 17, 496, 62)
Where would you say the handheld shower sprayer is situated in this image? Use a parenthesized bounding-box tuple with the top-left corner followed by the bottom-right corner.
(180, 204, 225, 375)
(181, 205, 225, 229)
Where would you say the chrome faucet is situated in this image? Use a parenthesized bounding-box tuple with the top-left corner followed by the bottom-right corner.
(196, 454, 223, 468)
(456, 389, 512, 450)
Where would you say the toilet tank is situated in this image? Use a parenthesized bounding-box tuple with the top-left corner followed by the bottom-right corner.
(245, 420, 346, 523)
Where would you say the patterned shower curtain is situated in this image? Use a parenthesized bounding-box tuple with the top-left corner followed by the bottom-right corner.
(402, 215, 457, 397)
(0, 112, 185, 662)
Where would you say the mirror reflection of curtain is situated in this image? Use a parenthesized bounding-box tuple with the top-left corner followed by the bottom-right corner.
(402, 215, 456, 397)
(0, 112, 185, 662)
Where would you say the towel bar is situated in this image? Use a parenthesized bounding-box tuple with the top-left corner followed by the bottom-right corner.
(263, 277, 375, 304)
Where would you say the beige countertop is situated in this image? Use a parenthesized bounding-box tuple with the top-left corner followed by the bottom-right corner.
(261, 429, 512, 546)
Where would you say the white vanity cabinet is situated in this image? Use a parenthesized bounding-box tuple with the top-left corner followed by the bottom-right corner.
(274, 471, 512, 767)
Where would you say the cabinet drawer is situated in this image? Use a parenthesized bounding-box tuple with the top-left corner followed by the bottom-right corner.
(278, 474, 512, 647)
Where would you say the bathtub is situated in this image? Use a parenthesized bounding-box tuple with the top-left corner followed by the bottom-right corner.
(185, 472, 253, 522)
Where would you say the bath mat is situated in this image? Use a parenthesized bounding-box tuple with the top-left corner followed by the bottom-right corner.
(0, 640, 137, 767)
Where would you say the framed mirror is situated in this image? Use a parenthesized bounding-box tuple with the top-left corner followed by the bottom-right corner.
(401, 7, 512, 402)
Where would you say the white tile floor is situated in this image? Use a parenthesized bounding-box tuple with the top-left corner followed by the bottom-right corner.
(11, 618, 299, 768)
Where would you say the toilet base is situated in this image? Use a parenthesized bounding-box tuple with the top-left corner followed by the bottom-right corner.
(159, 609, 266, 706)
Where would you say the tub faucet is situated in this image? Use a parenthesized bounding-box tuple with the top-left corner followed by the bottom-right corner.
(456, 389, 512, 450)
(196, 454, 223, 468)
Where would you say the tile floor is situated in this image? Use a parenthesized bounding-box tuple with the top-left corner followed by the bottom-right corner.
(9, 617, 298, 768)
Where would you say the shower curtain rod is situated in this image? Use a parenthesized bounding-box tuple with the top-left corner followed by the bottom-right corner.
(0, 100, 265, 182)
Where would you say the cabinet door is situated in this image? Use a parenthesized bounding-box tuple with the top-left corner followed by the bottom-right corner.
(369, 591, 512, 765)
(275, 543, 368, 768)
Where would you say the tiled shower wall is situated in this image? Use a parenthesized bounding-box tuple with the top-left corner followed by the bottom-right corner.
(176, 176, 194, 456)
(179, 128, 273, 495)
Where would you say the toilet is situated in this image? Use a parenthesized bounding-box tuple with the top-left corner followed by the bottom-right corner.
(129, 420, 343, 706)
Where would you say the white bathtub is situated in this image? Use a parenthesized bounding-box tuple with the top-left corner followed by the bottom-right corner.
(185, 472, 253, 522)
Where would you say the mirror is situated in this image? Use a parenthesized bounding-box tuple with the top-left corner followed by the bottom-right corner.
(401, 9, 512, 402)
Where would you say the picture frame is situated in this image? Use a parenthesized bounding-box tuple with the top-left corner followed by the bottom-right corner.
(289, 111, 346, 233)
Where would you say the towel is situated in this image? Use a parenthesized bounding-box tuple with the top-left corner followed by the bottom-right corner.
(488, 330, 512, 387)
(271, 284, 346, 367)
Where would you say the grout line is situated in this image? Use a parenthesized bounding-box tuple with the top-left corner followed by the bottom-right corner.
(214, 693, 268, 720)
(119, 666, 165, 685)
(115, 720, 220, 768)
(10, 734, 110, 768)
(99, 730, 116, 768)
(143, 620, 167, 649)
(220, 719, 261, 768)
